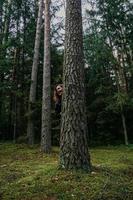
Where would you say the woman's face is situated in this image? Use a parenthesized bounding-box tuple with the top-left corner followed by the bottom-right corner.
(56, 85, 63, 96)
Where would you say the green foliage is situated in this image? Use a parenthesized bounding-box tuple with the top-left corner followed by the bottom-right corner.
(105, 92, 129, 113)
(84, 0, 133, 145)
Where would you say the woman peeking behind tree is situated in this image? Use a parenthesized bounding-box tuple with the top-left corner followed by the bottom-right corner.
(53, 84, 63, 114)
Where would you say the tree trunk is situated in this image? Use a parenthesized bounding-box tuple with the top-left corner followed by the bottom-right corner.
(117, 51, 129, 145)
(27, 0, 43, 145)
(41, 0, 51, 153)
(0, 0, 4, 44)
(0, 0, 12, 124)
(2, 0, 12, 46)
(121, 110, 128, 145)
(60, 0, 91, 171)
(13, 95, 17, 143)
(10, 48, 19, 142)
(108, 33, 129, 146)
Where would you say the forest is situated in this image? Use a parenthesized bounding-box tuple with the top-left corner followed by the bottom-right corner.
(0, 0, 133, 199)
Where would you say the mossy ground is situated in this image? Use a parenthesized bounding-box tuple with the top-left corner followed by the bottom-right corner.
(0, 143, 133, 200)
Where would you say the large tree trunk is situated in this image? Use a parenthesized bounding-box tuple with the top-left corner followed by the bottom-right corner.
(41, 0, 51, 153)
(60, 0, 91, 171)
(27, 0, 43, 145)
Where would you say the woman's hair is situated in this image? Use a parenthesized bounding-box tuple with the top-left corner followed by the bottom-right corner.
(53, 84, 63, 103)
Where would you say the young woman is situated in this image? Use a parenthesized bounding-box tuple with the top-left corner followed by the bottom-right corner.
(53, 84, 63, 113)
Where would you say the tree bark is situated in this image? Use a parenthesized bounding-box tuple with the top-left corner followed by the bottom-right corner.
(27, 0, 43, 145)
(60, 0, 91, 171)
(41, 0, 51, 153)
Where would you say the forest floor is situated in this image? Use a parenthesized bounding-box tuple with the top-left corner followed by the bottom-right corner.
(0, 143, 133, 200)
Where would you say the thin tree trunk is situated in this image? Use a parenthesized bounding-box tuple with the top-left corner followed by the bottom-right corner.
(2, 0, 12, 46)
(12, 47, 20, 142)
(13, 95, 17, 143)
(0, 0, 4, 44)
(16, 1, 27, 137)
(0, 0, 12, 126)
(41, 0, 51, 153)
(60, 0, 91, 171)
(117, 51, 129, 145)
(0, 77, 3, 123)
(2, 0, 13, 140)
(27, 0, 43, 145)
(108, 33, 129, 146)
(121, 110, 128, 145)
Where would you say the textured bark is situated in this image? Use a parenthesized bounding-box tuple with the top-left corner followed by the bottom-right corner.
(41, 0, 51, 153)
(60, 0, 91, 170)
(27, 0, 43, 145)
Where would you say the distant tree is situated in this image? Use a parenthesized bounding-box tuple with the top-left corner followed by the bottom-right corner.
(0, 0, 12, 124)
(84, 0, 132, 145)
(27, 0, 43, 145)
(60, 0, 91, 170)
(98, 0, 130, 145)
(41, 0, 51, 153)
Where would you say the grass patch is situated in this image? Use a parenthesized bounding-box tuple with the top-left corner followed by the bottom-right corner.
(0, 143, 133, 200)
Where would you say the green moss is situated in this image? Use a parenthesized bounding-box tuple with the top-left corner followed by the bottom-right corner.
(0, 143, 133, 200)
